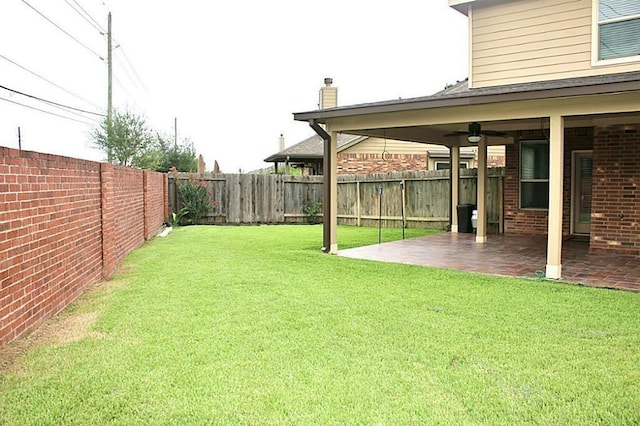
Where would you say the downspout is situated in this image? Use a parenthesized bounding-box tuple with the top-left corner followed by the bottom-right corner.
(309, 119, 332, 252)
(449, 146, 453, 231)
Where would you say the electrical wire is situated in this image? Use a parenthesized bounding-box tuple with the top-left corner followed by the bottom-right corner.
(382, 129, 390, 161)
(0, 84, 105, 117)
(0, 95, 96, 125)
(63, 0, 105, 34)
(115, 46, 148, 93)
(0, 53, 102, 110)
(70, 0, 106, 33)
(20, 0, 104, 60)
(113, 52, 141, 91)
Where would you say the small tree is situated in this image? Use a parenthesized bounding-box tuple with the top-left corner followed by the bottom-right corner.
(92, 109, 156, 168)
(154, 135, 198, 173)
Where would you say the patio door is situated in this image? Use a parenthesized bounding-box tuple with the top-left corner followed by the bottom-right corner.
(572, 151, 593, 235)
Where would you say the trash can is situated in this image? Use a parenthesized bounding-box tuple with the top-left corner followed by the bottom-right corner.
(457, 204, 475, 233)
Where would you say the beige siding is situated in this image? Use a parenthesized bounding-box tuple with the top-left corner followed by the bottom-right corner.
(488, 145, 505, 157)
(471, 0, 640, 88)
(342, 137, 431, 155)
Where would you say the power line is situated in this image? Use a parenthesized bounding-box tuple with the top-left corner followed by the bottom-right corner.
(0, 53, 102, 110)
(71, 0, 106, 32)
(0, 95, 96, 125)
(20, 0, 104, 60)
(63, 0, 105, 34)
(115, 46, 148, 93)
(0, 84, 105, 116)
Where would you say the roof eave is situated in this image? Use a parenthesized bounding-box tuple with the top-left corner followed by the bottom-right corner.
(264, 154, 323, 163)
(293, 79, 640, 124)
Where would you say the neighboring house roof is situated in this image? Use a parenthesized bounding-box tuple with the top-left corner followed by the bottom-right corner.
(266, 80, 478, 164)
(294, 71, 640, 122)
(264, 134, 365, 162)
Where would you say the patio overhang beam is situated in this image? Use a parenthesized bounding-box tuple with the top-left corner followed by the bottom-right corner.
(308, 91, 640, 135)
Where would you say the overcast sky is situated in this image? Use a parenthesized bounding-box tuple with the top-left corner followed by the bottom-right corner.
(0, 1, 468, 172)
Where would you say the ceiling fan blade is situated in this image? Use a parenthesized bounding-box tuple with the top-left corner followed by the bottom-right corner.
(444, 131, 469, 137)
(481, 130, 509, 138)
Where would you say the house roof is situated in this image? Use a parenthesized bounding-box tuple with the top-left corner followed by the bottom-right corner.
(264, 133, 364, 163)
(294, 71, 640, 123)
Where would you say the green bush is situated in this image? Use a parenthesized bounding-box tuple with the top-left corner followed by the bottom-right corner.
(175, 171, 217, 224)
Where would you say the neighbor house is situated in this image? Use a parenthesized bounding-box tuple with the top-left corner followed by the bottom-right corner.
(266, 79, 504, 175)
(294, 0, 640, 280)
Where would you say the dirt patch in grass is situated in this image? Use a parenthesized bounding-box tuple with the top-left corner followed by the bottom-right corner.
(0, 311, 104, 374)
(0, 276, 127, 374)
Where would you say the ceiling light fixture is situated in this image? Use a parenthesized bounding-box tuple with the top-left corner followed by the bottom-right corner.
(467, 122, 481, 144)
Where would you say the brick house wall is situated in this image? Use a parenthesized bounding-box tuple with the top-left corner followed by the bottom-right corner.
(591, 125, 640, 254)
(503, 125, 640, 255)
(337, 153, 427, 174)
(488, 155, 505, 168)
(0, 147, 167, 346)
(504, 128, 593, 235)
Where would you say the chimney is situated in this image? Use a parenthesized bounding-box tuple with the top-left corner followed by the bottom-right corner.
(279, 134, 285, 152)
(319, 77, 337, 109)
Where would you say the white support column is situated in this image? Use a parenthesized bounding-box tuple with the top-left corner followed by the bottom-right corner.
(451, 146, 460, 233)
(476, 137, 488, 243)
(328, 129, 339, 254)
(546, 115, 564, 279)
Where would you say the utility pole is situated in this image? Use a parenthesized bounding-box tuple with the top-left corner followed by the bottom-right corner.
(107, 12, 113, 162)
(174, 117, 177, 147)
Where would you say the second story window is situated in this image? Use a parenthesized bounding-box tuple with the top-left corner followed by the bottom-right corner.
(598, 0, 640, 60)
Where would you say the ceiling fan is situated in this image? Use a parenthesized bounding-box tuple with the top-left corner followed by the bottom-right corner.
(446, 122, 508, 144)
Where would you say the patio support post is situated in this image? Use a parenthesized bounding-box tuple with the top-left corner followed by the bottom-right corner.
(476, 137, 488, 243)
(451, 146, 460, 233)
(546, 114, 565, 279)
(310, 119, 336, 253)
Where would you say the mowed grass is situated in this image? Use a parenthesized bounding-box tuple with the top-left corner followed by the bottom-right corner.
(1, 225, 639, 424)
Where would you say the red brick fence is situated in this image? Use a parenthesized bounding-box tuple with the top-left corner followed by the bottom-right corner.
(0, 147, 168, 346)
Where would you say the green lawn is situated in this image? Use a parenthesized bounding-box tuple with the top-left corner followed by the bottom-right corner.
(1, 225, 639, 424)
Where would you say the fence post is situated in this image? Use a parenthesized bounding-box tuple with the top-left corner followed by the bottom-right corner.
(401, 179, 406, 237)
(356, 180, 361, 227)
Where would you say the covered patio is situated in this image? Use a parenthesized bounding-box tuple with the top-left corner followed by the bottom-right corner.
(295, 73, 640, 282)
(340, 233, 640, 291)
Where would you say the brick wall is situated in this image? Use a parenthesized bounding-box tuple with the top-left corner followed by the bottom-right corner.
(337, 153, 427, 174)
(591, 125, 640, 254)
(144, 171, 167, 240)
(0, 147, 167, 346)
(504, 128, 592, 235)
(504, 130, 549, 234)
(101, 164, 145, 277)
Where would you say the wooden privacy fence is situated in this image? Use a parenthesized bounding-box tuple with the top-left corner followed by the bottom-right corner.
(168, 168, 504, 232)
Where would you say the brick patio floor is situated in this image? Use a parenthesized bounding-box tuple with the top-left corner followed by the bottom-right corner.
(339, 233, 640, 291)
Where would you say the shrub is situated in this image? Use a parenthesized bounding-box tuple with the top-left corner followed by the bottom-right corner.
(302, 199, 322, 224)
(172, 169, 217, 224)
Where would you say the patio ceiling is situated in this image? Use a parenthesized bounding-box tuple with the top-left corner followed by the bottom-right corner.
(335, 112, 640, 148)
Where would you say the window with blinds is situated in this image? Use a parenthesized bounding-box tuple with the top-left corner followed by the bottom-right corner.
(598, 0, 640, 60)
(520, 140, 549, 209)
